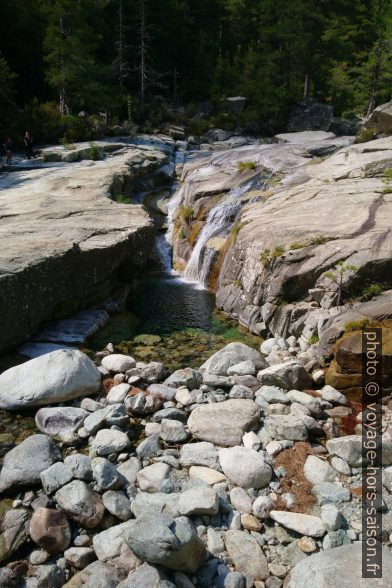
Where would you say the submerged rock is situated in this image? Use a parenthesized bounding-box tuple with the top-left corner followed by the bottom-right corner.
(0, 350, 101, 410)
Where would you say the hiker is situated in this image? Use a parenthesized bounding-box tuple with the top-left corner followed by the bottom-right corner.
(3, 137, 13, 165)
(24, 131, 33, 159)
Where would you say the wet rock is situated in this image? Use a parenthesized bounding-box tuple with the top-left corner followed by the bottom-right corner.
(180, 442, 219, 470)
(200, 343, 267, 376)
(102, 490, 132, 521)
(164, 368, 203, 389)
(0, 350, 101, 410)
(0, 435, 62, 494)
(0, 508, 30, 562)
(62, 560, 125, 588)
(270, 511, 325, 537)
(125, 513, 206, 574)
(257, 362, 313, 391)
(117, 457, 142, 485)
(35, 407, 88, 443)
(263, 415, 307, 441)
(219, 447, 272, 489)
(187, 399, 260, 447)
(224, 530, 268, 580)
(102, 354, 136, 373)
(286, 543, 392, 587)
(91, 457, 123, 491)
(303, 455, 336, 485)
(84, 404, 128, 435)
(64, 454, 93, 481)
(90, 429, 130, 456)
(178, 488, 219, 516)
(64, 547, 96, 569)
(55, 480, 105, 529)
(40, 462, 73, 495)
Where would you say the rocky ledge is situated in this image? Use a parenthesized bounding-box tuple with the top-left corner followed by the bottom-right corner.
(0, 136, 176, 353)
(0, 341, 391, 587)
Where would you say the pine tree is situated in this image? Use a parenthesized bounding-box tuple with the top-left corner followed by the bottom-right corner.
(113, 0, 130, 87)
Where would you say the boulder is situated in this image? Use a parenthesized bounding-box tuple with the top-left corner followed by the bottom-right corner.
(0, 350, 101, 410)
(270, 511, 325, 537)
(131, 492, 181, 519)
(35, 407, 88, 443)
(363, 99, 392, 133)
(219, 447, 272, 489)
(55, 480, 105, 528)
(125, 513, 206, 574)
(287, 99, 333, 132)
(117, 457, 142, 485)
(160, 419, 189, 443)
(163, 368, 202, 389)
(189, 466, 226, 485)
(107, 383, 130, 403)
(147, 384, 178, 401)
(286, 543, 392, 587)
(187, 399, 260, 447)
(257, 362, 313, 391)
(227, 360, 256, 376)
(0, 434, 62, 494)
(29, 507, 71, 554)
(312, 482, 351, 505)
(200, 343, 267, 376)
(224, 530, 268, 580)
(0, 508, 30, 563)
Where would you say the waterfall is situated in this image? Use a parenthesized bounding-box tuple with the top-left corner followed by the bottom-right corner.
(183, 181, 253, 287)
(154, 183, 184, 275)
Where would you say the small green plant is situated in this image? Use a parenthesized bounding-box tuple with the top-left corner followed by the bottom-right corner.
(290, 241, 308, 250)
(309, 235, 329, 246)
(180, 228, 187, 239)
(384, 168, 392, 181)
(355, 128, 377, 144)
(345, 318, 380, 332)
(233, 279, 241, 288)
(308, 333, 320, 345)
(115, 194, 134, 204)
(382, 186, 392, 194)
(178, 205, 194, 225)
(362, 283, 385, 300)
(237, 161, 257, 172)
(260, 245, 285, 268)
(89, 142, 101, 160)
(323, 261, 358, 305)
(231, 220, 249, 241)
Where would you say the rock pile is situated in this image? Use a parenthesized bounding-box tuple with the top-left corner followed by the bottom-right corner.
(0, 341, 391, 587)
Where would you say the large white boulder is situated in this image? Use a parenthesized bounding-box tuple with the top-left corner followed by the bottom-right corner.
(0, 350, 101, 410)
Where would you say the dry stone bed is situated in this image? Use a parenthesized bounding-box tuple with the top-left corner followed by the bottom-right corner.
(0, 339, 391, 587)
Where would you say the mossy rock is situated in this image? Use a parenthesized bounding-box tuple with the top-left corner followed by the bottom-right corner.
(133, 334, 162, 346)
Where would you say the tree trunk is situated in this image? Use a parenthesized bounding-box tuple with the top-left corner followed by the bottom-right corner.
(303, 73, 310, 101)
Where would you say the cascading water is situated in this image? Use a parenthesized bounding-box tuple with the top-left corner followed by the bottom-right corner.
(183, 181, 253, 287)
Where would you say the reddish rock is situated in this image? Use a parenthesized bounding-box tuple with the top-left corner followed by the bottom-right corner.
(29, 508, 71, 554)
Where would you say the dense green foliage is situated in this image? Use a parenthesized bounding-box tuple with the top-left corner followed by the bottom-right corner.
(1, 0, 392, 143)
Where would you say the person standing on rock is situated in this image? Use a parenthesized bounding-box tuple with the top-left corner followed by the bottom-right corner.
(24, 131, 33, 159)
(3, 137, 13, 164)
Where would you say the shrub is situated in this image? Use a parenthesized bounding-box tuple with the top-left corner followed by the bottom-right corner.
(362, 283, 385, 300)
(178, 205, 194, 225)
(384, 168, 392, 181)
(89, 142, 101, 160)
(290, 241, 308, 250)
(308, 333, 320, 345)
(237, 161, 257, 172)
(115, 194, 133, 204)
(260, 245, 285, 268)
(309, 235, 329, 246)
(345, 318, 381, 332)
(355, 128, 377, 144)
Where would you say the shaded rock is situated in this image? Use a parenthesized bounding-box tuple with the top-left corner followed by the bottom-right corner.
(286, 543, 392, 587)
(35, 407, 88, 443)
(257, 362, 313, 391)
(0, 567, 20, 587)
(164, 368, 202, 389)
(102, 491, 132, 521)
(0, 350, 101, 410)
(64, 454, 93, 481)
(363, 99, 392, 134)
(119, 562, 176, 588)
(29, 508, 71, 554)
(287, 99, 333, 132)
(187, 400, 260, 447)
(153, 408, 187, 423)
(91, 429, 130, 456)
(26, 564, 65, 587)
(84, 404, 128, 435)
(178, 488, 219, 516)
(270, 511, 325, 537)
(180, 442, 219, 470)
(91, 457, 123, 491)
(320, 504, 342, 531)
(224, 530, 268, 580)
(102, 354, 136, 373)
(219, 447, 272, 489)
(64, 547, 96, 569)
(62, 560, 125, 588)
(0, 435, 62, 494)
(125, 513, 206, 574)
(0, 508, 29, 562)
(55, 481, 105, 528)
(200, 343, 267, 376)
(40, 462, 73, 495)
